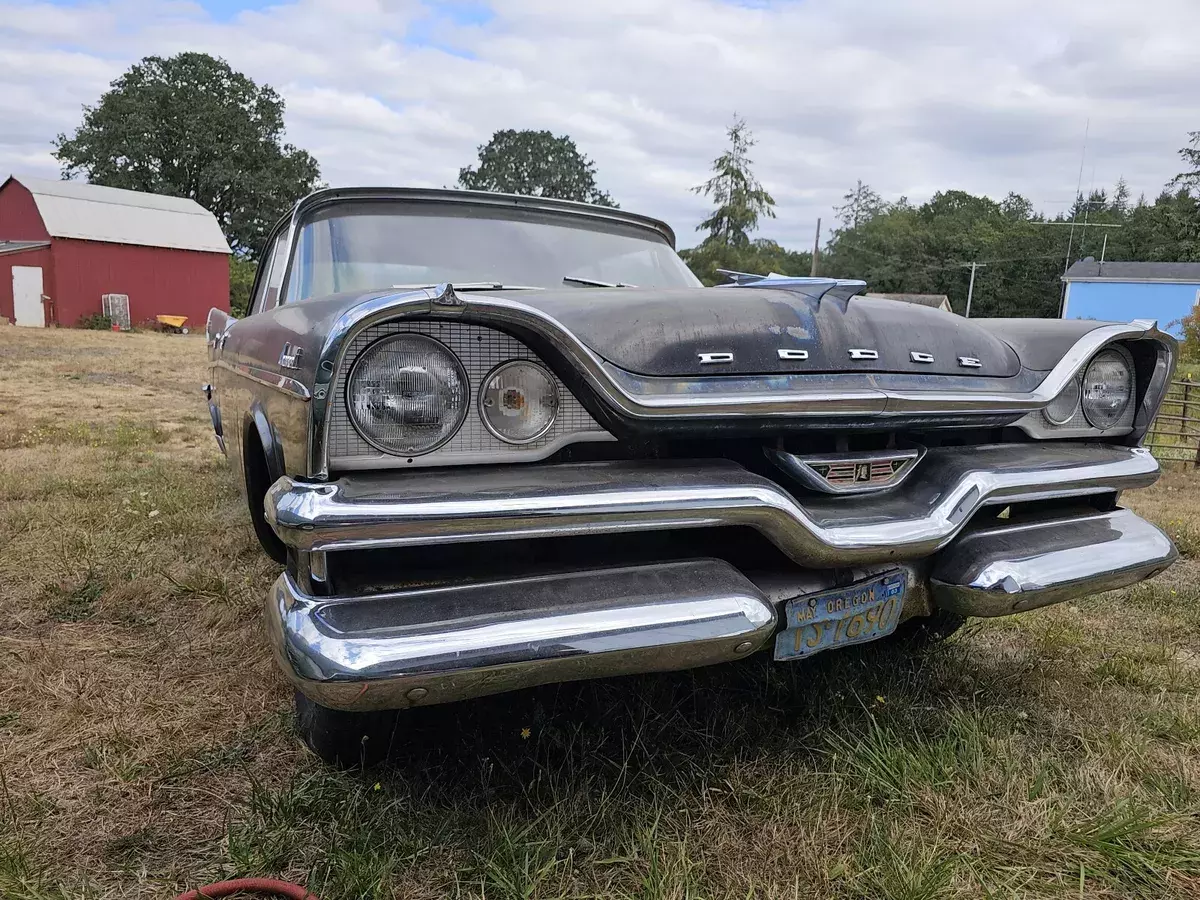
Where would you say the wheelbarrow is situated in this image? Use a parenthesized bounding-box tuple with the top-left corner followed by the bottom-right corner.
(156, 315, 190, 334)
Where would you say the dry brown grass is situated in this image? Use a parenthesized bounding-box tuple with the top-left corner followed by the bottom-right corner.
(1, 327, 1199, 899)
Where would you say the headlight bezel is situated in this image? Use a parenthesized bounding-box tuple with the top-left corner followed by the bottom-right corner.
(345, 332, 470, 456)
(1015, 338, 1150, 440)
(478, 359, 561, 444)
(1080, 345, 1136, 431)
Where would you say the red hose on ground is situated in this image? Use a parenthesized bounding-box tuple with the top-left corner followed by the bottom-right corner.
(171, 877, 320, 900)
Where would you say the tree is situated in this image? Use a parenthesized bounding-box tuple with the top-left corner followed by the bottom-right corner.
(835, 180, 883, 229)
(229, 257, 257, 318)
(457, 130, 616, 206)
(1113, 177, 1131, 214)
(692, 117, 775, 247)
(1172, 131, 1200, 192)
(54, 52, 321, 257)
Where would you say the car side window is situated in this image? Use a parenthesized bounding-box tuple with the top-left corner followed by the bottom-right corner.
(251, 234, 290, 315)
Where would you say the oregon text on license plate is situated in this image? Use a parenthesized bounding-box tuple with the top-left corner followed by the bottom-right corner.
(773, 571, 907, 661)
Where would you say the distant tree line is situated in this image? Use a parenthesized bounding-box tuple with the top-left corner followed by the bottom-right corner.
(817, 178, 1199, 319)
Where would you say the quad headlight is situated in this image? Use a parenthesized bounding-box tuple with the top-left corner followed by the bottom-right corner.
(1081, 348, 1134, 430)
(479, 360, 559, 443)
(1044, 375, 1082, 425)
(347, 333, 469, 454)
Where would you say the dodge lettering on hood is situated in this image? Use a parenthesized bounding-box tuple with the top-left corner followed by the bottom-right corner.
(205, 187, 1178, 766)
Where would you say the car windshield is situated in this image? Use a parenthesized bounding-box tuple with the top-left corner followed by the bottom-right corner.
(283, 200, 700, 302)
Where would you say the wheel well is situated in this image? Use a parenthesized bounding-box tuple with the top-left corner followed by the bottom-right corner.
(243, 420, 288, 564)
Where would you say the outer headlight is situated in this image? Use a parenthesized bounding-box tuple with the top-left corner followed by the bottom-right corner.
(1081, 348, 1134, 430)
(347, 333, 468, 455)
(479, 360, 559, 443)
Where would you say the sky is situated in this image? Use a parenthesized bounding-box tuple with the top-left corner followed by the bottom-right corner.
(1, 0, 1198, 251)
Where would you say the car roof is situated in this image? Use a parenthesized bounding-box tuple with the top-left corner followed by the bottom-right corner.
(287, 186, 677, 248)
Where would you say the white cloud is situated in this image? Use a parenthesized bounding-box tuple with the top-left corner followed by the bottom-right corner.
(2, 0, 1198, 250)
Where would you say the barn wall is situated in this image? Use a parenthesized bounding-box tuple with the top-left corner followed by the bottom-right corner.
(51, 238, 230, 327)
(0, 246, 53, 324)
(0, 180, 51, 241)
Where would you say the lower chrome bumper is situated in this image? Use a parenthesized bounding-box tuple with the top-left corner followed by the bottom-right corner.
(266, 506, 1177, 711)
(267, 559, 778, 710)
(931, 508, 1177, 616)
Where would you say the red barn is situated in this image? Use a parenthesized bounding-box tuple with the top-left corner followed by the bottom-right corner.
(0, 175, 230, 328)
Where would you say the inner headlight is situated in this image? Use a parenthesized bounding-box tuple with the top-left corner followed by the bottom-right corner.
(347, 333, 468, 454)
(479, 360, 559, 443)
(1081, 348, 1134, 430)
(1044, 375, 1082, 425)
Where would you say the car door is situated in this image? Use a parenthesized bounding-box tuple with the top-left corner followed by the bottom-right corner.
(205, 233, 292, 459)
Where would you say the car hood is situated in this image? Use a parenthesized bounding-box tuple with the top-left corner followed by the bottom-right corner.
(509, 286, 1022, 378)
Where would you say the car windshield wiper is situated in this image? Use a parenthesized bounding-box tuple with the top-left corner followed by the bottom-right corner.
(562, 276, 637, 288)
(389, 282, 543, 291)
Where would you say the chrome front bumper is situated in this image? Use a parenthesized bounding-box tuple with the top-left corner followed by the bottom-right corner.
(266, 443, 1160, 566)
(263, 444, 1176, 710)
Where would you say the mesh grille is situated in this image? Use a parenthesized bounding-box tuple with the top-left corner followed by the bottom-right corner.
(329, 320, 612, 470)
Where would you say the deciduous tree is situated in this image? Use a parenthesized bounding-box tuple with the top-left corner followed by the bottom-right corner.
(54, 52, 321, 258)
(457, 130, 616, 207)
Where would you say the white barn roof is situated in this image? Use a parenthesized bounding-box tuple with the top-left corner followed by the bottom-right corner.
(6, 176, 231, 254)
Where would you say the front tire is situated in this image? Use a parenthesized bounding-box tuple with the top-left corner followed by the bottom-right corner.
(294, 691, 402, 768)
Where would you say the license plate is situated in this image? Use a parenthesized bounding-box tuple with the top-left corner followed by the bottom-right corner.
(773, 571, 907, 661)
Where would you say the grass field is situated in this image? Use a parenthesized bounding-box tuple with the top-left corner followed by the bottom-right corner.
(2, 327, 1200, 899)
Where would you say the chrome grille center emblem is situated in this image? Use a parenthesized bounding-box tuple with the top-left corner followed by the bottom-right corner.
(765, 446, 925, 495)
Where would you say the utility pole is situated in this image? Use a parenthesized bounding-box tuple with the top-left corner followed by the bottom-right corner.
(810, 218, 821, 276)
(962, 262, 986, 318)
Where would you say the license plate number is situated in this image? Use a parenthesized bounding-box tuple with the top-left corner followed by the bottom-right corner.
(773, 571, 906, 661)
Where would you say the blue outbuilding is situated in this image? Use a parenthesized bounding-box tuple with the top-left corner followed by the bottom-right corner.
(1063, 258, 1200, 337)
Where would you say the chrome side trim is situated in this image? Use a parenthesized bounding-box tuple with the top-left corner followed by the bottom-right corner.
(221, 361, 312, 401)
(931, 508, 1176, 616)
(266, 444, 1160, 565)
(266, 560, 777, 710)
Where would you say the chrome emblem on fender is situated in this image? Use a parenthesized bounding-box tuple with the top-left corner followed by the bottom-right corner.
(764, 446, 926, 495)
(958, 356, 982, 368)
(279, 342, 304, 369)
(698, 351, 734, 364)
(848, 348, 879, 360)
(910, 351, 934, 363)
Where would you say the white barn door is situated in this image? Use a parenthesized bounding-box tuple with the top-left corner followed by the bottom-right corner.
(12, 266, 45, 327)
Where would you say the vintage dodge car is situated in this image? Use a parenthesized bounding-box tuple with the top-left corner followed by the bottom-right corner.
(206, 187, 1178, 765)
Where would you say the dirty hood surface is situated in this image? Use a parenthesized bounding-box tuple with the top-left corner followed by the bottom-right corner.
(507, 286, 1021, 378)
